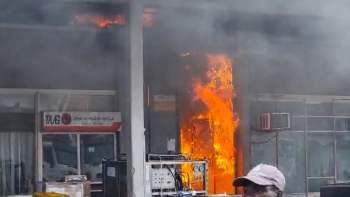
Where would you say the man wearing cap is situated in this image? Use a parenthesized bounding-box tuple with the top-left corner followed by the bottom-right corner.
(233, 164, 286, 197)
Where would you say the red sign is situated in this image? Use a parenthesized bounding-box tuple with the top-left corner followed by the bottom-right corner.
(43, 112, 121, 132)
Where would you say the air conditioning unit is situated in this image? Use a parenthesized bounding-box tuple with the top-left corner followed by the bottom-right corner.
(259, 113, 291, 131)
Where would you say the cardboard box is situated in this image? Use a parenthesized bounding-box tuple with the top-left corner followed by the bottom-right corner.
(64, 175, 91, 197)
(45, 182, 91, 197)
(65, 175, 88, 182)
(45, 182, 76, 197)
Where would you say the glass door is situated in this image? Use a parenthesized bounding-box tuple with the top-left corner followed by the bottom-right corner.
(41, 133, 116, 183)
(80, 134, 115, 182)
(42, 134, 78, 182)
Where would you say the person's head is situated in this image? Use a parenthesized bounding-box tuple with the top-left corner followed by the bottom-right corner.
(232, 164, 285, 197)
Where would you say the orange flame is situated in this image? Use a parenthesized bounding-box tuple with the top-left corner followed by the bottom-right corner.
(73, 13, 154, 28)
(74, 14, 125, 28)
(181, 54, 239, 194)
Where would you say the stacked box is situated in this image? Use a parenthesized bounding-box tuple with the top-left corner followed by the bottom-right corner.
(45, 175, 91, 197)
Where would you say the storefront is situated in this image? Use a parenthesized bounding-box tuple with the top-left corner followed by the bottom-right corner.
(0, 88, 119, 196)
(250, 94, 350, 195)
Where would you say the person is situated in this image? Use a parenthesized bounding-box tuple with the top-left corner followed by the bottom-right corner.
(232, 164, 286, 197)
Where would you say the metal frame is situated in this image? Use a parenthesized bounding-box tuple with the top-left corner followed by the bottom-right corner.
(0, 88, 116, 96)
(303, 99, 308, 195)
(332, 99, 350, 184)
(77, 134, 81, 176)
(35, 92, 41, 182)
(36, 89, 116, 182)
(145, 159, 209, 197)
(250, 94, 350, 195)
(0, 23, 123, 32)
(332, 99, 337, 183)
(36, 89, 118, 183)
(39, 132, 117, 182)
(0, 88, 117, 185)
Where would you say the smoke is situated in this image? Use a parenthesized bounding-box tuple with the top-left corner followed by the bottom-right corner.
(0, 1, 122, 89)
(0, 0, 349, 94)
(140, 0, 350, 95)
(218, 0, 350, 95)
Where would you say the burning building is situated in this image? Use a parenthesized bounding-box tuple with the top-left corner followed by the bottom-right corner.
(179, 53, 238, 193)
(0, 1, 242, 195)
(2, 0, 350, 196)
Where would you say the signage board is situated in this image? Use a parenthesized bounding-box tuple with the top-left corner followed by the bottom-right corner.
(43, 112, 121, 132)
(153, 95, 176, 112)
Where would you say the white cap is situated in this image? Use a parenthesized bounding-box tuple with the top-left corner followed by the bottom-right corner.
(233, 164, 286, 191)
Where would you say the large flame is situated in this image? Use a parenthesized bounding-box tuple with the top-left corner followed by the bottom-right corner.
(181, 54, 239, 194)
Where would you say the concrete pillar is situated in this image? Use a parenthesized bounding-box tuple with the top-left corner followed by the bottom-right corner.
(233, 56, 251, 195)
(234, 31, 252, 181)
(122, 0, 146, 196)
(234, 55, 251, 175)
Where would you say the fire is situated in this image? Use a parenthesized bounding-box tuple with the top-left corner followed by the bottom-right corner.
(180, 54, 239, 194)
(74, 14, 125, 28)
(73, 13, 154, 28)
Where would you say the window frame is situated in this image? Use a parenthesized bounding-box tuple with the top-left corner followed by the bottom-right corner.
(40, 132, 117, 183)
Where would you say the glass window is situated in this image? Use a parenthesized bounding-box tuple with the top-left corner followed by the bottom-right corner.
(39, 94, 115, 112)
(307, 117, 333, 131)
(334, 102, 350, 116)
(335, 132, 350, 182)
(291, 117, 305, 131)
(0, 94, 35, 196)
(307, 132, 334, 177)
(0, 94, 34, 113)
(276, 101, 304, 116)
(306, 103, 333, 116)
(278, 132, 306, 193)
(80, 134, 115, 182)
(0, 132, 34, 196)
(250, 132, 277, 167)
(252, 101, 277, 115)
(335, 118, 350, 131)
(308, 178, 334, 193)
(42, 134, 78, 182)
(252, 101, 304, 116)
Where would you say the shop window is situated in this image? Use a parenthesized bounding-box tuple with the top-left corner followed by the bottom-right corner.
(0, 132, 34, 196)
(335, 132, 350, 182)
(291, 117, 305, 131)
(0, 94, 34, 113)
(39, 94, 115, 112)
(0, 94, 35, 196)
(80, 134, 115, 182)
(251, 101, 277, 115)
(42, 134, 115, 183)
(334, 102, 350, 116)
(250, 132, 277, 167)
(0, 113, 35, 132)
(306, 102, 333, 116)
(307, 132, 334, 177)
(252, 101, 304, 116)
(276, 101, 304, 116)
(278, 132, 306, 193)
(307, 117, 333, 131)
(42, 134, 78, 182)
(335, 118, 350, 131)
(308, 178, 334, 193)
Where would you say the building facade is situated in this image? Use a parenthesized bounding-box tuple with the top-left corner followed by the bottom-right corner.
(2, 0, 348, 196)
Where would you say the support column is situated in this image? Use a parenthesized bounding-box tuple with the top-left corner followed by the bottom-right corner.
(233, 54, 251, 194)
(234, 30, 251, 187)
(122, 0, 145, 196)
